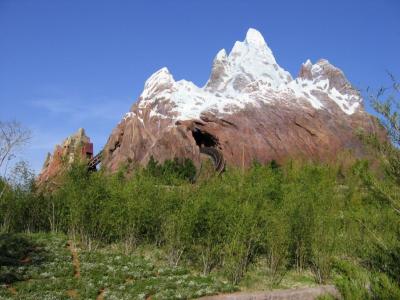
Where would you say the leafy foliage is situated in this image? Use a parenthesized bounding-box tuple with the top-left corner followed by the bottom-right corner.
(0, 142, 399, 300)
(145, 156, 197, 184)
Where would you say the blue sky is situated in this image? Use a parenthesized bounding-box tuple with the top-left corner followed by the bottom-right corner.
(0, 0, 399, 173)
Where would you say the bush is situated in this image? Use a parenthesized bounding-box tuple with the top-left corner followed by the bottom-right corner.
(370, 272, 400, 300)
(333, 260, 370, 300)
(0, 158, 399, 289)
(333, 260, 400, 300)
(145, 156, 197, 184)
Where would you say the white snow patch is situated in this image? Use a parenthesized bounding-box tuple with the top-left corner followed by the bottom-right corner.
(123, 112, 136, 120)
(128, 29, 362, 121)
(287, 79, 324, 109)
(304, 59, 312, 68)
(140, 67, 175, 100)
(329, 87, 360, 115)
(215, 48, 227, 60)
(149, 109, 169, 119)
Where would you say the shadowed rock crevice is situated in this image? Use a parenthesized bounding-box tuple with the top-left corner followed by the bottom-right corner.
(294, 120, 317, 137)
(192, 128, 219, 148)
(109, 129, 124, 154)
(191, 128, 225, 174)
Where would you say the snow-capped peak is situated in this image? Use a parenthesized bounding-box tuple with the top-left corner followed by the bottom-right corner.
(140, 67, 175, 100)
(205, 28, 292, 92)
(134, 28, 362, 122)
(215, 48, 228, 61)
(236, 28, 277, 67)
(245, 28, 268, 47)
(304, 59, 312, 68)
(145, 67, 174, 85)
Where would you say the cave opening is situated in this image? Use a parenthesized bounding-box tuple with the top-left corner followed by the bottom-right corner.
(192, 128, 218, 148)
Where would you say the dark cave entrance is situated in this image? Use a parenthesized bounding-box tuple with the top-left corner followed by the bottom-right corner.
(192, 128, 218, 148)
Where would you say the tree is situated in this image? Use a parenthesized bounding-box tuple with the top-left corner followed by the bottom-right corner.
(0, 120, 31, 198)
(368, 73, 400, 181)
(8, 160, 35, 191)
(365, 73, 400, 284)
(363, 74, 400, 214)
(370, 73, 400, 148)
(0, 121, 31, 173)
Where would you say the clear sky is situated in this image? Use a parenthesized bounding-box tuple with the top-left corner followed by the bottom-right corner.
(0, 0, 399, 173)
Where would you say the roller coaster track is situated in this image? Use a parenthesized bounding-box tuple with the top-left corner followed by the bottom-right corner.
(88, 151, 103, 170)
(199, 147, 225, 174)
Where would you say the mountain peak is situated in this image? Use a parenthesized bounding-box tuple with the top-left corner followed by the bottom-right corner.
(298, 59, 357, 95)
(229, 28, 275, 62)
(206, 28, 292, 91)
(140, 67, 175, 100)
(304, 59, 312, 67)
(215, 49, 228, 61)
(205, 49, 230, 91)
(245, 28, 267, 47)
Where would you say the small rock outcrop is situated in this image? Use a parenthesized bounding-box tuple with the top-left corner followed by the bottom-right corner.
(37, 128, 93, 187)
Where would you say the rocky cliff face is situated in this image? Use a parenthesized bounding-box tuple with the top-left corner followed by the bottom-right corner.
(101, 28, 383, 171)
(37, 128, 93, 187)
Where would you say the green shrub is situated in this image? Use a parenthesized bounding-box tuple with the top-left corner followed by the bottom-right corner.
(145, 156, 196, 184)
(1, 158, 399, 288)
(333, 260, 370, 300)
(370, 272, 400, 300)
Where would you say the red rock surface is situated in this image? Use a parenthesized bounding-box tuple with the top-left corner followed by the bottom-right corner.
(101, 96, 382, 172)
(37, 128, 93, 187)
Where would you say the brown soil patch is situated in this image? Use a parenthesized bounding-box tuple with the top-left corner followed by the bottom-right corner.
(20, 256, 32, 264)
(125, 277, 134, 284)
(6, 285, 17, 295)
(67, 240, 81, 278)
(198, 285, 341, 300)
(96, 288, 105, 300)
(66, 289, 78, 299)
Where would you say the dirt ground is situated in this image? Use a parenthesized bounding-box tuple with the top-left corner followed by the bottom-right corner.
(198, 285, 341, 300)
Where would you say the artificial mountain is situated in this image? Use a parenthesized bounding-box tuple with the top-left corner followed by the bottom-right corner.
(39, 28, 383, 179)
(101, 28, 382, 172)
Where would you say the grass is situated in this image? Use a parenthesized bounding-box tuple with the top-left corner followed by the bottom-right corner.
(0, 232, 340, 299)
(238, 257, 318, 292)
(0, 232, 76, 299)
(0, 232, 236, 299)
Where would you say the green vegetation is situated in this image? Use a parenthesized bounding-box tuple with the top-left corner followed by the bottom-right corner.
(1, 154, 399, 298)
(0, 233, 234, 299)
(145, 156, 197, 184)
